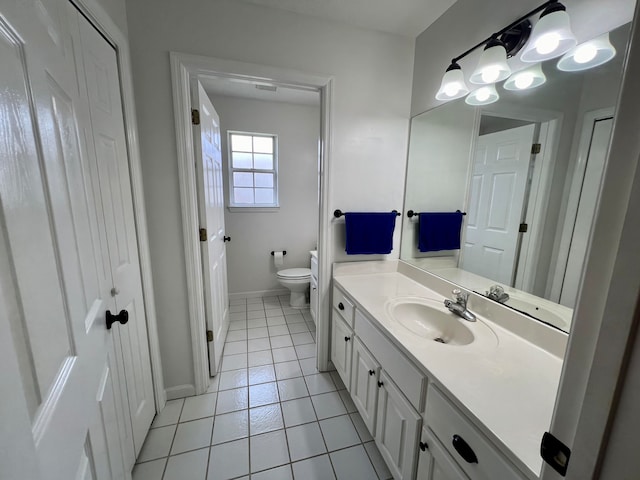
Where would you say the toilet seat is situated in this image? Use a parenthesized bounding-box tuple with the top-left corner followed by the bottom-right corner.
(277, 268, 311, 280)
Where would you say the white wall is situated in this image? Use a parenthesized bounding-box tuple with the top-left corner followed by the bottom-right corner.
(94, 0, 128, 35)
(125, 0, 414, 392)
(208, 94, 320, 295)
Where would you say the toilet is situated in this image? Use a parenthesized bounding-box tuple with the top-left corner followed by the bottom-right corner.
(276, 268, 311, 308)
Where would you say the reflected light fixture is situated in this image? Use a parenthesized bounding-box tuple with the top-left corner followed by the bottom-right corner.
(470, 37, 512, 85)
(435, 61, 470, 100)
(520, 1, 576, 62)
(504, 63, 547, 90)
(465, 85, 499, 106)
(557, 33, 616, 71)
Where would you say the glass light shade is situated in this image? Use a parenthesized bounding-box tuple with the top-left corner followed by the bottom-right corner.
(504, 64, 547, 91)
(465, 85, 499, 105)
(557, 33, 616, 71)
(435, 63, 470, 101)
(520, 7, 576, 62)
(470, 41, 511, 85)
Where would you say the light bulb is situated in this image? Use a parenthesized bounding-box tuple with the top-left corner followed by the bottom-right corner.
(475, 88, 491, 102)
(573, 44, 598, 64)
(514, 72, 534, 89)
(536, 32, 561, 55)
(481, 66, 501, 84)
(443, 83, 461, 97)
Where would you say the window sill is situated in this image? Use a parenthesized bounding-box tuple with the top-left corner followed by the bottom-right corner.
(227, 206, 280, 213)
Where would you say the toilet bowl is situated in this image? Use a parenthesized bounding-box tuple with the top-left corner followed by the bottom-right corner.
(276, 268, 311, 308)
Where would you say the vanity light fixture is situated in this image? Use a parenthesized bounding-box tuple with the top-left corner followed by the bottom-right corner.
(557, 32, 616, 72)
(469, 37, 512, 85)
(435, 61, 470, 100)
(504, 63, 547, 91)
(465, 85, 499, 106)
(520, 1, 576, 62)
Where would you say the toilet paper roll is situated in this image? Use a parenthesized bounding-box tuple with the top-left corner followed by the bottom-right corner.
(273, 251, 284, 267)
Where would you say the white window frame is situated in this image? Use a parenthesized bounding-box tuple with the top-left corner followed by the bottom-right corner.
(227, 130, 279, 210)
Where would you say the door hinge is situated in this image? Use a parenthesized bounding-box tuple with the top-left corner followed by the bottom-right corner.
(191, 109, 200, 125)
(531, 143, 542, 154)
(541, 432, 571, 476)
(199, 228, 207, 242)
(206, 330, 213, 342)
(519, 223, 528, 233)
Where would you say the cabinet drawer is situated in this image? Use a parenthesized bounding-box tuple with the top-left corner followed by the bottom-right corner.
(333, 286, 355, 327)
(355, 310, 426, 411)
(426, 387, 524, 480)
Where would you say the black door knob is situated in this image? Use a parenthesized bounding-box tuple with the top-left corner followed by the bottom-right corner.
(419, 441, 429, 452)
(377, 381, 384, 388)
(338, 302, 344, 310)
(344, 336, 351, 342)
(106, 310, 129, 330)
(368, 370, 375, 376)
(223, 236, 231, 242)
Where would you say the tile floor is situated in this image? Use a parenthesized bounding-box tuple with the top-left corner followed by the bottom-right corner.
(133, 295, 393, 480)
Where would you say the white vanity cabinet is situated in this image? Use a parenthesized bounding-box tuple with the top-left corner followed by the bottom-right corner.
(417, 429, 470, 480)
(350, 337, 380, 432)
(331, 314, 353, 386)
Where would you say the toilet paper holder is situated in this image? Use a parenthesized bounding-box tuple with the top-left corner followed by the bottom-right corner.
(271, 251, 287, 256)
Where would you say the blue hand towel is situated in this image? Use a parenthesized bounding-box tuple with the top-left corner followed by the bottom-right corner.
(344, 212, 397, 255)
(418, 212, 463, 252)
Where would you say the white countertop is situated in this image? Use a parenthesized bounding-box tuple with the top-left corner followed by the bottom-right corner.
(334, 267, 564, 478)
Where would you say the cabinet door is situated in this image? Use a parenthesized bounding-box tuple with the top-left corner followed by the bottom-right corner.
(351, 338, 380, 433)
(331, 313, 353, 388)
(375, 372, 422, 480)
(418, 429, 469, 480)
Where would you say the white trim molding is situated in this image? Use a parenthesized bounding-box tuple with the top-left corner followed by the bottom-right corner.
(170, 52, 334, 394)
(73, 0, 166, 413)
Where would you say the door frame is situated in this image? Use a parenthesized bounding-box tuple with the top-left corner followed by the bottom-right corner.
(70, 0, 166, 412)
(170, 52, 334, 395)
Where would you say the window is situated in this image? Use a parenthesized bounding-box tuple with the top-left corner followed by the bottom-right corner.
(228, 132, 278, 208)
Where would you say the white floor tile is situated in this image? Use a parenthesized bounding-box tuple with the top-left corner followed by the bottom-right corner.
(266, 316, 287, 326)
(249, 403, 284, 434)
(207, 375, 220, 393)
(295, 344, 316, 359)
(226, 329, 248, 342)
(338, 389, 358, 413)
(223, 340, 247, 356)
(247, 312, 267, 322)
(164, 447, 209, 480)
(248, 337, 271, 352)
(180, 393, 217, 422)
(218, 369, 248, 391)
(281, 397, 317, 427)
(319, 415, 361, 451)
(132, 458, 166, 480)
(275, 360, 302, 380)
(265, 308, 284, 317)
(247, 303, 265, 312)
(249, 382, 280, 408)
(230, 311, 247, 321)
(229, 304, 246, 313)
(286, 422, 327, 461)
(287, 323, 309, 334)
(248, 350, 273, 367)
(310, 392, 347, 420)
(330, 371, 346, 391)
(350, 412, 373, 443)
(221, 353, 247, 372)
(212, 410, 248, 445)
(270, 335, 293, 349)
(151, 399, 184, 428)
(251, 464, 293, 480)
(291, 332, 314, 345)
(207, 438, 249, 480)
(248, 365, 276, 385)
(277, 377, 309, 401)
(247, 297, 263, 304)
(137, 424, 176, 462)
(304, 373, 336, 396)
(268, 325, 289, 337)
(229, 298, 246, 306)
(299, 357, 319, 376)
(272, 347, 298, 363)
(228, 320, 247, 331)
(171, 417, 213, 455)
(364, 441, 393, 480)
(292, 455, 336, 480)
(250, 430, 290, 473)
(285, 313, 305, 324)
(216, 387, 248, 414)
(330, 445, 377, 480)
(247, 327, 269, 339)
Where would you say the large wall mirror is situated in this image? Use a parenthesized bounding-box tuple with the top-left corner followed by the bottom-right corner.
(401, 18, 634, 334)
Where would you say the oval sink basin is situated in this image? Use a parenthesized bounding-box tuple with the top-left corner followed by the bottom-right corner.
(386, 299, 474, 346)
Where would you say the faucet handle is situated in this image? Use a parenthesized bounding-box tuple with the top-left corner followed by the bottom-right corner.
(452, 288, 468, 303)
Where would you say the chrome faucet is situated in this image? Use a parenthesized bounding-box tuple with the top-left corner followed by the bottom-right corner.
(486, 284, 509, 304)
(444, 289, 476, 322)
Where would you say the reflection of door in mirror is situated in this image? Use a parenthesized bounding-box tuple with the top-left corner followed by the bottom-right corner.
(461, 123, 537, 285)
(551, 110, 614, 307)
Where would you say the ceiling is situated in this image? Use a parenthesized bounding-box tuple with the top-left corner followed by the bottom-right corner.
(234, 0, 458, 38)
(200, 76, 320, 106)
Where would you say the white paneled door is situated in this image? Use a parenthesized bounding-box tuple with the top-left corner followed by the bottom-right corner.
(0, 2, 153, 479)
(462, 124, 536, 285)
(193, 82, 230, 377)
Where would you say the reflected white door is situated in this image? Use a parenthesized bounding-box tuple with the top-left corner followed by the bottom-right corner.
(193, 82, 229, 377)
(462, 124, 536, 285)
(0, 2, 126, 479)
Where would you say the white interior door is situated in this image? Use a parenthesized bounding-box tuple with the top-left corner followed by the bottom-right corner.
(193, 81, 230, 377)
(72, 7, 155, 458)
(462, 124, 536, 285)
(0, 1, 127, 478)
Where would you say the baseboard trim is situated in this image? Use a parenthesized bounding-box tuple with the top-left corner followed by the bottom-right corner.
(229, 288, 289, 301)
(165, 384, 196, 400)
